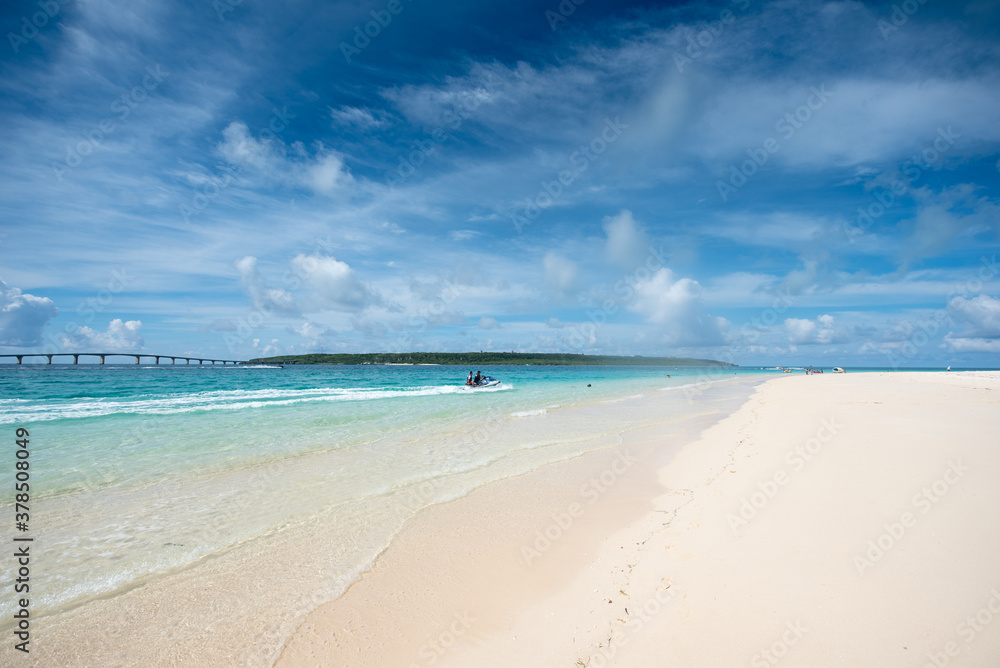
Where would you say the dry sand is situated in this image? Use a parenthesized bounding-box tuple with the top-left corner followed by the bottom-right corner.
(276, 372, 1000, 667)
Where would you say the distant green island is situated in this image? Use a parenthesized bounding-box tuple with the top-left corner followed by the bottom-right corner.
(249, 352, 736, 366)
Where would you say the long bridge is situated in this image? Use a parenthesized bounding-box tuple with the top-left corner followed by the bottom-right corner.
(0, 353, 248, 365)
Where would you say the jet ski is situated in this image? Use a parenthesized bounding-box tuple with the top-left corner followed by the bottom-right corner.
(469, 376, 500, 387)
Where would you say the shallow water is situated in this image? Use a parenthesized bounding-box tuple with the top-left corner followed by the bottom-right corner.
(0, 363, 788, 627)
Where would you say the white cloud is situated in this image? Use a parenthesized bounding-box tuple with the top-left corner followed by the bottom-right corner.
(330, 106, 388, 130)
(784, 314, 849, 345)
(291, 254, 381, 312)
(543, 252, 578, 296)
(61, 319, 143, 351)
(252, 337, 281, 356)
(216, 122, 352, 196)
(0, 280, 58, 347)
(943, 336, 1000, 353)
(380, 221, 406, 235)
(901, 186, 1000, 267)
(713, 213, 825, 247)
(478, 317, 500, 330)
(944, 294, 1000, 351)
(948, 294, 1000, 337)
(307, 153, 351, 194)
(235, 256, 296, 314)
(603, 209, 649, 268)
(291, 320, 337, 348)
(218, 122, 272, 170)
(628, 268, 727, 345)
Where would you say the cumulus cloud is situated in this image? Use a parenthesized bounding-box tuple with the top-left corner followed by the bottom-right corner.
(543, 252, 578, 297)
(235, 256, 296, 314)
(217, 122, 272, 170)
(628, 268, 727, 345)
(61, 319, 143, 351)
(603, 210, 650, 268)
(252, 337, 280, 356)
(307, 153, 352, 194)
(784, 314, 849, 345)
(216, 122, 353, 196)
(944, 294, 1000, 352)
(290, 320, 336, 348)
(291, 254, 381, 312)
(0, 280, 58, 346)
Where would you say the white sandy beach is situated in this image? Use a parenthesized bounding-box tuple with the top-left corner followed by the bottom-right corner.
(277, 371, 1000, 667)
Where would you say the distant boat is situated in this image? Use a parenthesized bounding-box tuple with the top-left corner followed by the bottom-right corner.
(947, 365, 952, 371)
(833, 367, 845, 373)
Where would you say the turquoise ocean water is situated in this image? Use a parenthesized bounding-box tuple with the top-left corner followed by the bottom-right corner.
(0, 362, 962, 637)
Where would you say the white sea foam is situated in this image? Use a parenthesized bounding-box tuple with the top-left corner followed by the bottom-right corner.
(600, 393, 645, 403)
(510, 408, 547, 417)
(658, 378, 731, 392)
(0, 383, 514, 423)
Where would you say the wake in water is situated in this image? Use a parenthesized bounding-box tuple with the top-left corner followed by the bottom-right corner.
(0, 383, 515, 423)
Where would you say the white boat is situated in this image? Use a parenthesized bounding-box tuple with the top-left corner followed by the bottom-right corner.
(833, 367, 845, 373)
(464, 375, 500, 388)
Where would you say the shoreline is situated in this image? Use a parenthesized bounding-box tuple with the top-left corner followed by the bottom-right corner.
(276, 371, 1000, 667)
(4, 373, 760, 666)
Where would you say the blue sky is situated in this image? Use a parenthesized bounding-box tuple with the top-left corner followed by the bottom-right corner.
(1, 0, 999, 366)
